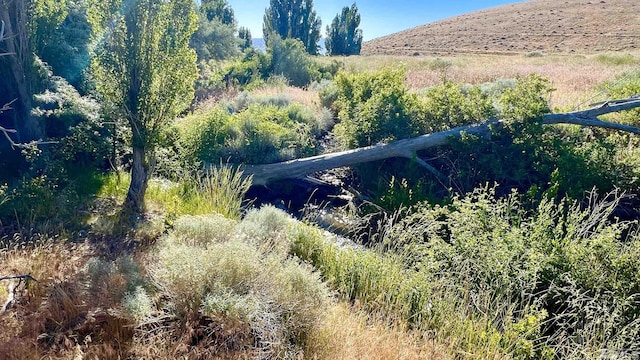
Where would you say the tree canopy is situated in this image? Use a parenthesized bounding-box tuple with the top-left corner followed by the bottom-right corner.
(325, 3, 363, 56)
(190, 0, 239, 61)
(263, 0, 321, 55)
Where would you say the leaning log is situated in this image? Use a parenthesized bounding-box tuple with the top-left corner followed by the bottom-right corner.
(243, 98, 640, 186)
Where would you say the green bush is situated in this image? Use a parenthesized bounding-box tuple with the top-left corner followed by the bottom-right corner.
(293, 185, 640, 358)
(332, 68, 426, 148)
(419, 79, 495, 131)
(602, 69, 640, 126)
(386, 186, 640, 357)
(269, 36, 321, 88)
(177, 103, 318, 165)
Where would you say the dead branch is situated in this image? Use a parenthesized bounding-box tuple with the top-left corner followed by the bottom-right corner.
(543, 97, 640, 134)
(0, 274, 37, 282)
(0, 100, 57, 149)
(242, 97, 640, 186)
(1, 274, 36, 313)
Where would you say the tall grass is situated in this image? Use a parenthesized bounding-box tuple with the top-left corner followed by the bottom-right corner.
(97, 165, 251, 219)
(292, 186, 640, 359)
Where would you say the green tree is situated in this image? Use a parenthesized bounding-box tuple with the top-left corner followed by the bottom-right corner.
(34, 0, 92, 89)
(190, 15, 238, 61)
(200, 0, 234, 25)
(263, 0, 321, 55)
(325, 3, 362, 56)
(268, 35, 319, 87)
(92, 0, 198, 213)
(238, 26, 252, 51)
(190, 0, 238, 61)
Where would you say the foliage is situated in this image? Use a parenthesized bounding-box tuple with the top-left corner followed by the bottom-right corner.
(32, 0, 92, 90)
(98, 165, 251, 220)
(30, 0, 68, 55)
(238, 26, 252, 51)
(177, 102, 319, 165)
(331, 68, 426, 148)
(190, 16, 239, 61)
(190, 0, 239, 61)
(325, 3, 363, 56)
(602, 69, 640, 126)
(199, 0, 235, 25)
(498, 73, 552, 125)
(263, 0, 322, 55)
(420, 78, 495, 131)
(293, 186, 640, 358)
(268, 35, 321, 87)
(150, 206, 330, 357)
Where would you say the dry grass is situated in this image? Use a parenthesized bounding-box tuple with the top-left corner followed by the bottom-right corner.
(334, 52, 639, 110)
(250, 84, 321, 109)
(305, 302, 451, 360)
(363, 0, 640, 56)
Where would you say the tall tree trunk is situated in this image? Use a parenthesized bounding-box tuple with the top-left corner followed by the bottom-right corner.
(0, 0, 43, 142)
(125, 145, 149, 214)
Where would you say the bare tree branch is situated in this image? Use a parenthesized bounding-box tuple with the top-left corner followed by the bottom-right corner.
(0, 100, 57, 149)
(0, 274, 36, 313)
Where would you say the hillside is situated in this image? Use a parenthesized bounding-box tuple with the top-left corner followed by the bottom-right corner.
(362, 0, 640, 55)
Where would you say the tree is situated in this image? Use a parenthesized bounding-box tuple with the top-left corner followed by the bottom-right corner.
(92, 0, 198, 213)
(238, 26, 252, 51)
(325, 3, 362, 56)
(33, 0, 92, 90)
(190, 0, 238, 61)
(200, 0, 234, 25)
(263, 0, 321, 55)
(0, 0, 44, 143)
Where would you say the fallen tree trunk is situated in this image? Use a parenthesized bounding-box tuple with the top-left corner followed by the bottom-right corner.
(243, 98, 640, 186)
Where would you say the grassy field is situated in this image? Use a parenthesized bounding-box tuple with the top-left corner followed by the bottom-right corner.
(321, 51, 640, 110)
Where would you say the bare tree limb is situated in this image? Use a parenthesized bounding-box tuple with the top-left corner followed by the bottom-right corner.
(0, 100, 57, 149)
(242, 98, 640, 186)
(0, 274, 36, 313)
(0, 274, 37, 282)
(542, 97, 640, 134)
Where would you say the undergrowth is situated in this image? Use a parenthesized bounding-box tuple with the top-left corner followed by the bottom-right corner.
(292, 186, 640, 359)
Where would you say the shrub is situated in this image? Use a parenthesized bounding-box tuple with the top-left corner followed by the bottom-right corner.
(269, 36, 321, 88)
(419, 79, 495, 131)
(171, 214, 237, 246)
(602, 69, 640, 126)
(237, 205, 293, 256)
(332, 68, 425, 148)
(148, 206, 331, 357)
(293, 186, 640, 358)
(177, 103, 318, 165)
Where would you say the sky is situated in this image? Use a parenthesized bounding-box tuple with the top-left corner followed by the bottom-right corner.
(227, 1, 524, 41)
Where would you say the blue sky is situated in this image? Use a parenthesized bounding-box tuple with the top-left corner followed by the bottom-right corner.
(227, 1, 524, 41)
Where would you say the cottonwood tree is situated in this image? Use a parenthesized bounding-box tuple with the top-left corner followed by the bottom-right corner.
(0, 0, 44, 143)
(92, 0, 198, 213)
(325, 3, 363, 56)
(200, 0, 234, 25)
(190, 0, 238, 60)
(263, 0, 321, 55)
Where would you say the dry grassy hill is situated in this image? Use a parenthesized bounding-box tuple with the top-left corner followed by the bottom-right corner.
(362, 0, 640, 55)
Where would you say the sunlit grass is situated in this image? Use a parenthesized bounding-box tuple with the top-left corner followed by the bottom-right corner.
(97, 165, 251, 219)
